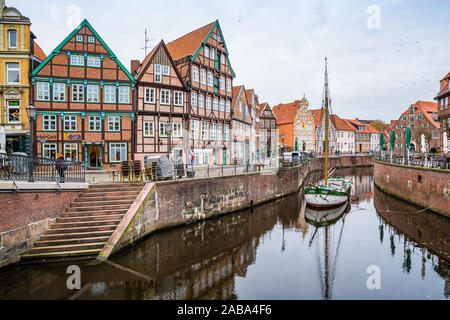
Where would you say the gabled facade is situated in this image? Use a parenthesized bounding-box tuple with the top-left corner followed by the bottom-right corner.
(435, 72, 450, 155)
(245, 88, 258, 164)
(167, 20, 234, 166)
(331, 114, 355, 154)
(312, 108, 337, 154)
(132, 40, 188, 163)
(0, 1, 45, 154)
(231, 85, 252, 164)
(343, 119, 370, 153)
(258, 102, 277, 159)
(31, 19, 135, 169)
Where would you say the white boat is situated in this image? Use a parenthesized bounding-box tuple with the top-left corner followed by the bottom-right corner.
(305, 201, 349, 227)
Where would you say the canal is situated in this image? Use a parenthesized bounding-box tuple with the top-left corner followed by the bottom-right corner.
(0, 167, 449, 300)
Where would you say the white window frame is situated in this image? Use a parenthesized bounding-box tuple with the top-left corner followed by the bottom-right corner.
(213, 98, 219, 111)
(87, 55, 101, 67)
(204, 45, 209, 58)
(219, 99, 225, 112)
(173, 122, 182, 138)
(70, 54, 85, 66)
(108, 115, 121, 131)
(143, 121, 154, 137)
(71, 83, 85, 102)
(104, 85, 116, 103)
(88, 115, 101, 131)
(191, 120, 199, 140)
(198, 94, 204, 108)
(191, 92, 198, 107)
(200, 69, 206, 84)
(201, 122, 209, 141)
(159, 122, 170, 137)
(53, 83, 66, 102)
(37, 82, 50, 101)
(8, 29, 17, 49)
(6, 62, 20, 84)
(225, 101, 231, 113)
(217, 123, 223, 141)
(207, 71, 213, 86)
(43, 114, 57, 131)
(210, 47, 215, 60)
(42, 143, 57, 159)
(118, 86, 130, 104)
(76, 35, 83, 42)
(154, 64, 162, 83)
(162, 65, 170, 76)
(220, 76, 225, 90)
(109, 143, 127, 163)
(87, 84, 99, 103)
(174, 91, 184, 106)
(7, 100, 20, 124)
(226, 78, 231, 92)
(88, 36, 95, 43)
(210, 123, 217, 141)
(160, 89, 170, 105)
(224, 124, 229, 141)
(63, 114, 77, 131)
(144, 87, 156, 104)
(193, 66, 199, 82)
(64, 143, 78, 161)
(206, 96, 212, 110)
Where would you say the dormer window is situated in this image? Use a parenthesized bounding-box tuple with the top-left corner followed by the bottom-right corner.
(76, 35, 83, 42)
(88, 36, 95, 43)
(410, 106, 414, 114)
(8, 29, 17, 49)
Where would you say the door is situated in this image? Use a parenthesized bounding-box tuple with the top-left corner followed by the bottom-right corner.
(87, 145, 101, 169)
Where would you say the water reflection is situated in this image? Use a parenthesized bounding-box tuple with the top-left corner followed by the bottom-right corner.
(0, 167, 448, 300)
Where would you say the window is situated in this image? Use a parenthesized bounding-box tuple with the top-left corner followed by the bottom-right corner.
(173, 123, 182, 137)
(154, 64, 162, 83)
(200, 69, 206, 84)
(63, 115, 77, 131)
(8, 29, 17, 48)
(7, 101, 20, 123)
(53, 83, 66, 101)
(161, 89, 170, 105)
(174, 91, 184, 106)
(143, 121, 154, 137)
(221, 54, 225, 65)
(219, 99, 225, 112)
(76, 35, 83, 42)
(42, 143, 57, 159)
(87, 56, 101, 67)
(226, 101, 231, 113)
(109, 143, 127, 163)
(210, 48, 215, 60)
(70, 54, 84, 66)
(201, 122, 208, 140)
(104, 85, 116, 103)
(208, 71, 213, 86)
(204, 45, 209, 58)
(193, 66, 199, 82)
(191, 120, 199, 139)
(213, 98, 219, 111)
(217, 124, 223, 141)
(87, 85, 99, 103)
(224, 125, 229, 141)
(88, 36, 95, 43)
(108, 116, 120, 131)
(199, 94, 204, 108)
(159, 122, 170, 137)
(226, 79, 231, 92)
(206, 96, 212, 110)
(144, 88, 155, 104)
(43, 115, 57, 131)
(72, 84, 84, 102)
(119, 86, 130, 104)
(6, 62, 19, 83)
(163, 65, 170, 76)
(191, 92, 198, 107)
(64, 143, 78, 161)
(36, 82, 50, 101)
(88, 115, 101, 131)
(220, 77, 225, 90)
(211, 123, 217, 140)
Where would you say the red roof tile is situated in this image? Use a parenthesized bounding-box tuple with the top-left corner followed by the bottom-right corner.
(33, 42, 46, 61)
(272, 101, 302, 125)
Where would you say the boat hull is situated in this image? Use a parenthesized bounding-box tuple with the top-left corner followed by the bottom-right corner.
(304, 193, 348, 208)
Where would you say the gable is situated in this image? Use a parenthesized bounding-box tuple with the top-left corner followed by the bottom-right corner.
(32, 19, 134, 81)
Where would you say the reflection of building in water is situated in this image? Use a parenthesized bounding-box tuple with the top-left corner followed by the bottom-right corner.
(335, 167, 374, 204)
(374, 187, 450, 298)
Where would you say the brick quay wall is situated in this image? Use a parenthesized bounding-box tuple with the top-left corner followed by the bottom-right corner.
(374, 160, 450, 217)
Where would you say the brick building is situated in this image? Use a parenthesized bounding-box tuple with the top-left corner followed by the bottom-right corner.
(231, 85, 253, 164)
(343, 119, 371, 153)
(166, 20, 234, 166)
(31, 19, 135, 169)
(435, 72, 450, 155)
(131, 40, 189, 163)
(332, 114, 355, 153)
(257, 102, 277, 159)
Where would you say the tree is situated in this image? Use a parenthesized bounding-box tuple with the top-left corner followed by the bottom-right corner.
(370, 119, 390, 130)
(413, 126, 431, 152)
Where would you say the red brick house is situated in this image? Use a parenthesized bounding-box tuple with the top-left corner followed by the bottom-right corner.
(231, 85, 253, 164)
(131, 40, 189, 163)
(435, 72, 450, 155)
(166, 20, 235, 166)
(31, 19, 135, 170)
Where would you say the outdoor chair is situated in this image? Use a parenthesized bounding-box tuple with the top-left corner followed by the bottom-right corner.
(132, 160, 143, 182)
(120, 161, 131, 183)
(144, 162, 155, 181)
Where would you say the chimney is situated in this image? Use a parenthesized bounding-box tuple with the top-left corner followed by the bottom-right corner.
(130, 60, 140, 77)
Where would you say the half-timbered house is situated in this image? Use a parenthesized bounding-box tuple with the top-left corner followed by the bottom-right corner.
(131, 40, 188, 163)
(231, 85, 253, 165)
(31, 19, 135, 170)
(258, 102, 278, 160)
(166, 20, 235, 166)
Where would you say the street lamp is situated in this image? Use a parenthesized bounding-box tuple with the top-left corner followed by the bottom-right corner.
(281, 132, 285, 164)
(166, 122, 172, 160)
(26, 105, 36, 182)
(234, 136, 237, 165)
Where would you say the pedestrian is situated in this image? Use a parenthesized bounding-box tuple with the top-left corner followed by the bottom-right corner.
(55, 153, 67, 183)
(430, 146, 437, 158)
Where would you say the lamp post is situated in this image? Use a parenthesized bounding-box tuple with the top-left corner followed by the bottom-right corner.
(166, 122, 172, 160)
(281, 132, 285, 164)
(26, 105, 36, 182)
(234, 136, 237, 165)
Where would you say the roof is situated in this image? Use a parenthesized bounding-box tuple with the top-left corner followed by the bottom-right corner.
(259, 103, 277, 119)
(441, 72, 450, 81)
(343, 119, 372, 133)
(331, 114, 354, 131)
(245, 89, 254, 107)
(33, 42, 46, 61)
(32, 19, 134, 81)
(166, 20, 235, 77)
(232, 85, 244, 111)
(436, 73, 450, 98)
(272, 101, 302, 125)
(400, 101, 439, 128)
(311, 109, 324, 126)
(366, 124, 380, 134)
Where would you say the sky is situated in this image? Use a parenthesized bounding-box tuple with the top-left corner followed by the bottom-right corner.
(8, 0, 450, 122)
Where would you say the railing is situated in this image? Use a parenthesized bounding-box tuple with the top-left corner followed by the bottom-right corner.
(0, 153, 86, 183)
(376, 151, 449, 170)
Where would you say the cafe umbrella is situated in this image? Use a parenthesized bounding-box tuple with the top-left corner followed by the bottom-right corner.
(405, 127, 411, 164)
(380, 132, 384, 151)
(390, 130, 395, 161)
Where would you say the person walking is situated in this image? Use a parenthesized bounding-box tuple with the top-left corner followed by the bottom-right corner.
(55, 153, 67, 183)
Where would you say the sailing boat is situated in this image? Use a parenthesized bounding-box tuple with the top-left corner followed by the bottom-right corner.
(305, 57, 352, 208)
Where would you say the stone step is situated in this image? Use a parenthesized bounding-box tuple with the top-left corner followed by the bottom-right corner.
(89, 183, 144, 189)
(39, 230, 113, 241)
(21, 249, 102, 260)
(46, 225, 117, 234)
(67, 204, 130, 212)
(34, 236, 110, 247)
(84, 186, 143, 193)
(72, 199, 135, 207)
(28, 242, 105, 254)
(74, 195, 136, 202)
(58, 214, 125, 223)
(80, 191, 141, 198)
(60, 209, 128, 217)
(50, 219, 122, 229)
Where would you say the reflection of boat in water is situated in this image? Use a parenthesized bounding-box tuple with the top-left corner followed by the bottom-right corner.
(305, 201, 350, 227)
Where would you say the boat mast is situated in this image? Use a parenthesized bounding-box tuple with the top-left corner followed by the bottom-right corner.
(324, 57, 329, 186)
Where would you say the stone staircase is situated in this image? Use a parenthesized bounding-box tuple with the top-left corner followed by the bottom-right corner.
(21, 183, 145, 262)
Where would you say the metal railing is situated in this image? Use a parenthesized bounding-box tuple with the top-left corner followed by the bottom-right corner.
(376, 151, 449, 170)
(0, 153, 86, 183)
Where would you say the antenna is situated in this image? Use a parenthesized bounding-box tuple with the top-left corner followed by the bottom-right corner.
(141, 29, 154, 57)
